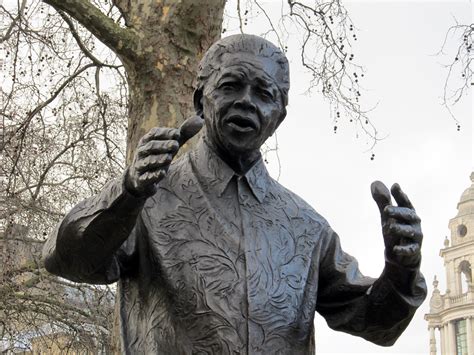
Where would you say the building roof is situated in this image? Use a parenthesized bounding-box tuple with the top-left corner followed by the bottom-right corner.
(457, 172, 474, 209)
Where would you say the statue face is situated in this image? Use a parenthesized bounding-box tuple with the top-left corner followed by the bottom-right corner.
(201, 52, 285, 158)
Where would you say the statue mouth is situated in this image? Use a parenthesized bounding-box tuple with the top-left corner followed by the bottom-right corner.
(226, 115, 258, 133)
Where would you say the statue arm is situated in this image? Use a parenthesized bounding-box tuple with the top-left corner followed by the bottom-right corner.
(42, 172, 148, 284)
(315, 226, 427, 346)
(42, 117, 203, 284)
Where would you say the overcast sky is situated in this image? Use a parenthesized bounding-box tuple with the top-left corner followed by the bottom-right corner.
(243, 1, 472, 353)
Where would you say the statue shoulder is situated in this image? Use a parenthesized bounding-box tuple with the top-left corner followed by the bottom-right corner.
(269, 178, 330, 229)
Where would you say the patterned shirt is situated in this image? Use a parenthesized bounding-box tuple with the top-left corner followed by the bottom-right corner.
(43, 138, 427, 354)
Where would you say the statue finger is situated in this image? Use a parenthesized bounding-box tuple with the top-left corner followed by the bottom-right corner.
(391, 183, 415, 210)
(393, 242, 420, 256)
(384, 206, 420, 224)
(137, 140, 180, 158)
(387, 223, 423, 243)
(140, 127, 180, 145)
(138, 169, 166, 185)
(135, 154, 173, 173)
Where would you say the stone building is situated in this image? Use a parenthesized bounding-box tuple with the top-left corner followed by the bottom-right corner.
(425, 173, 474, 355)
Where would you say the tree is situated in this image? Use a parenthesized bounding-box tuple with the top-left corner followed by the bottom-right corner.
(1, 0, 368, 351)
(1, 0, 124, 350)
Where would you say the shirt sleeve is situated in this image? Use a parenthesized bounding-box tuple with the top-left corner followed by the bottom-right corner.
(42, 172, 148, 284)
(315, 226, 427, 346)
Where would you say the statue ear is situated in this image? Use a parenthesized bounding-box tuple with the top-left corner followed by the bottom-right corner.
(274, 108, 287, 131)
(193, 88, 204, 117)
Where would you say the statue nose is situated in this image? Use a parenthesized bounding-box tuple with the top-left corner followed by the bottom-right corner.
(234, 86, 256, 112)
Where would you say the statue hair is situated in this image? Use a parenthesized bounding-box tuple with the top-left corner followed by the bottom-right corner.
(196, 34, 289, 107)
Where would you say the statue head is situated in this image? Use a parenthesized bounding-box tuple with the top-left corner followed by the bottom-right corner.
(193, 34, 290, 163)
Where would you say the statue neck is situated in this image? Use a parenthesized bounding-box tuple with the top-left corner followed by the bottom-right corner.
(204, 136, 261, 176)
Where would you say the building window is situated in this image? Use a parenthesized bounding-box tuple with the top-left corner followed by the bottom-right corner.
(455, 319, 468, 355)
(457, 224, 467, 237)
(458, 261, 472, 294)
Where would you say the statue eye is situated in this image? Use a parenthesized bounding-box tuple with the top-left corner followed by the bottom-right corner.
(258, 89, 274, 101)
(219, 82, 240, 91)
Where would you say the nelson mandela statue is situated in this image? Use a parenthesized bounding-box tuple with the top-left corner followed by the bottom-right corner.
(44, 34, 426, 354)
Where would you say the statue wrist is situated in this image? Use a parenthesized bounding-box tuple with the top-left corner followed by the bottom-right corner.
(123, 168, 155, 198)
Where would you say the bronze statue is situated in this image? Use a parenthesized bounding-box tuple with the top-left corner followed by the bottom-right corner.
(43, 34, 426, 354)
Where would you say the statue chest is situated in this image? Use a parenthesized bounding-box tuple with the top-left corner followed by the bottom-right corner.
(136, 173, 324, 353)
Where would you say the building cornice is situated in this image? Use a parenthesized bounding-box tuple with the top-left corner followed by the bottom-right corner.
(440, 240, 474, 257)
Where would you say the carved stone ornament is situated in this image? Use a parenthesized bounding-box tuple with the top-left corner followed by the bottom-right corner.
(429, 276, 443, 313)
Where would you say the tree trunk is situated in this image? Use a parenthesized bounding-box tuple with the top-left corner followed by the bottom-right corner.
(119, 0, 226, 162)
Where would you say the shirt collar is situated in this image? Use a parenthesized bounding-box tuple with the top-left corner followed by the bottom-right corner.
(190, 138, 270, 203)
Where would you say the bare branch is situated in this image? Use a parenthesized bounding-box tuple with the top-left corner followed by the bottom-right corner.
(111, 0, 131, 26)
(438, 21, 473, 130)
(42, 0, 139, 60)
(57, 11, 103, 67)
(0, 0, 28, 43)
(237, 0, 245, 34)
(11, 62, 96, 145)
(254, 0, 284, 49)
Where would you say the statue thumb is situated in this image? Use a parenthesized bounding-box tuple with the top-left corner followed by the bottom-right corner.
(178, 115, 204, 146)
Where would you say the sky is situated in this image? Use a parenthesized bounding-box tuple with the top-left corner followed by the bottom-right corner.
(1, 0, 473, 354)
(242, 1, 473, 354)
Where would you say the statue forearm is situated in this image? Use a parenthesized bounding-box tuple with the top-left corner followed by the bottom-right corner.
(359, 263, 427, 346)
(316, 226, 427, 346)
(43, 173, 147, 284)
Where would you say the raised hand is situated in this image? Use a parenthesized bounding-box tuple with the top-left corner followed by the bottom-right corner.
(126, 115, 204, 196)
(371, 181, 422, 267)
